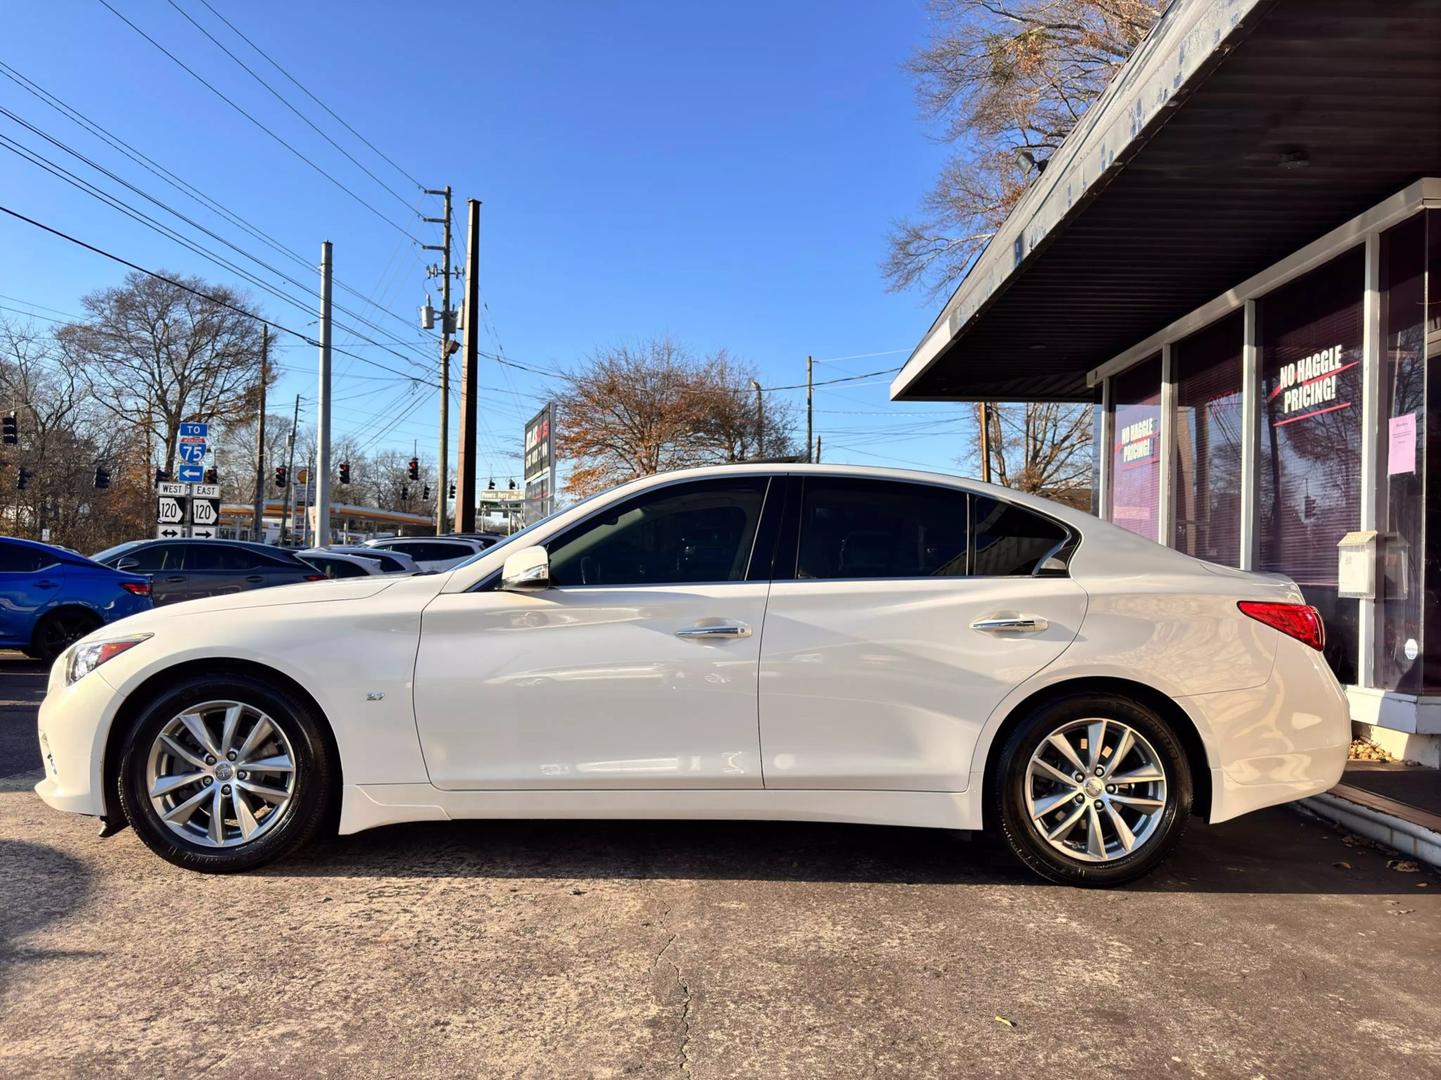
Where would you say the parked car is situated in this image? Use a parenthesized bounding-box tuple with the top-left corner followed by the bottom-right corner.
(361, 535, 489, 571)
(0, 536, 152, 661)
(296, 549, 387, 579)
(39, 465, 1349, 883)
(316, 545, 419, 575)
(90, 539, 323, 605)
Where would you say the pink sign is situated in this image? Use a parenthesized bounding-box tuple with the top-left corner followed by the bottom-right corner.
(1388, 413, 1417, 476)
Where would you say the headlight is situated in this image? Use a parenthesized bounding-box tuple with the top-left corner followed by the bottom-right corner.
(65, 634, 152, 685)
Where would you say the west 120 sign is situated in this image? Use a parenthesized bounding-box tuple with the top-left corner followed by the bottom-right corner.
(1271, 344, 1355, 426)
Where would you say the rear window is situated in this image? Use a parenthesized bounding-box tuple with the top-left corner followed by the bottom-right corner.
(970, 497, 1072, 576)
(0, 541, 53, 573)
(389, 541, 472, 561)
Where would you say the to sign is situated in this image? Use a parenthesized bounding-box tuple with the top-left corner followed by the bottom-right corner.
(178, 422, 209, 439)
(156, 496, 185, 525)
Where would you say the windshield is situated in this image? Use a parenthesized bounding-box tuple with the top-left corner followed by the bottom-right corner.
(447, 491, 611, 570)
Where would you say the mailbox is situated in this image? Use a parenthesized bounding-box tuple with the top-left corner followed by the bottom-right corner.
(1337, 530, 1378, 600)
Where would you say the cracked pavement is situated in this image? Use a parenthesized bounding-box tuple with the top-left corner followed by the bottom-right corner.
(3, 653, 1441, 1078)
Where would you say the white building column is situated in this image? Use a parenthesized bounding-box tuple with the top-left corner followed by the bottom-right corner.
(1158, 343, 1176, 546)
(1239, 300, 1260, 571)
(1357, 230, 1383, 689)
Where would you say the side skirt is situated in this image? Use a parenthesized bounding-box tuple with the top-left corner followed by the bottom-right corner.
(339, 783, 982, 836)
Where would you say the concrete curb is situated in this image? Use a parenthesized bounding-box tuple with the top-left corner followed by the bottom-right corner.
(1300, 789, 1441, 870)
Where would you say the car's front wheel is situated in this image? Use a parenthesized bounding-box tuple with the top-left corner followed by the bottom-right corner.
(116, 674, 334, 872)
(990, 692, 1192, 886)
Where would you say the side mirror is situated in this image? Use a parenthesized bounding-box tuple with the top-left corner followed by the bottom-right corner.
(116, 557, 140, 572)
(500, 545, 550, 591)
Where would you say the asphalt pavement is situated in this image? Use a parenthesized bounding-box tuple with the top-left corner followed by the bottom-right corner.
(2, 652, 1439, 1079)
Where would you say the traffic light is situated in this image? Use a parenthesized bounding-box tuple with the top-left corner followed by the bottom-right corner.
(407, 457, 420, 481)
(17, 467, 31, 491)
(1, 414, 15, 445)
(487, 477, 496, 490)
(400, 485, 410, 502)
(93, 465, 110, 489)
(448, 482, 455, 498)
(204, 467, 218, 485)
(274, 465, 288, 489)
(508, 478, 517, 490)
(338, 460, 350, 485)
(422, 485, 430, 501)
(154, 467, 170, 487)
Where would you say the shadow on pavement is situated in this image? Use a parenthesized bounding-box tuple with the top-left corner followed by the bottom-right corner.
(0, 840, 95, 992)
(271, 807, 1435, 896)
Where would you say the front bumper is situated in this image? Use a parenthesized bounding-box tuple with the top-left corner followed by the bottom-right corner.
(33, 661, 125, 819)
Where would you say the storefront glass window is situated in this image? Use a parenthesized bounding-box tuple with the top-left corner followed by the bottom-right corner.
(1377, 215, 1426, 693)
(1421, 211, 1441, 692)
(1257, 248, 1364, 685)
(1110, 356, 1162, 540)
(1172, 313, 1244, 565)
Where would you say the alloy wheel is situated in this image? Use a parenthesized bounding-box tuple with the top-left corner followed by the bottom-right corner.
(144, 700, 298, 848)
(1023, 717, 1168, 863)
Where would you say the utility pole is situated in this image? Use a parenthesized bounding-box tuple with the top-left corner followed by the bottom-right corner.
(815, 435, 822, 463)
(315, 241, 333, 546)
(751, 379, 764, 460)
(251, 324, 268, 539)
(423, 186, 455, 535)
(979, 402, 992, 483)
(281, 394, 299, 546)
(456, 199, 481, 533)
(805, 355, 813, 463)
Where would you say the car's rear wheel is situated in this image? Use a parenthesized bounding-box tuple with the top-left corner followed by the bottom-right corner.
(116, 674, 334, 872)
(29, 607, 102, 663)
(990, 692, 1192, 886)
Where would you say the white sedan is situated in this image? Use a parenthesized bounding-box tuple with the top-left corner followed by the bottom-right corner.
(35, 465, 1349, 885)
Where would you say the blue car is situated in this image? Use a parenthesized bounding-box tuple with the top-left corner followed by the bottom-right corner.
(0, 536, 154, 661)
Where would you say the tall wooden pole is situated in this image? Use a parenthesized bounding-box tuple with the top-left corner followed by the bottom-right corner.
(456, 199, 481, 533)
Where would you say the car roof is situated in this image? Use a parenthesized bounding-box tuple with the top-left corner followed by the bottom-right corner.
(1, 534, 99, 565)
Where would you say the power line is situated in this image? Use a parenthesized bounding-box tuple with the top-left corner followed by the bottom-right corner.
(0, 202, 433, 387)
(0, 108, 434, 371)
(195, 0, 425, 191)
(0, 59, 432, 338)
(164, 0, 418, 211)
(95, 0, 422, 245)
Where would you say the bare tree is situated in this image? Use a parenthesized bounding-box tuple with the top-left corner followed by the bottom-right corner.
(886, 0, 1161, 296)
(556, 338, 797, 497)
(976, 401, 1093, 507)
(57, 271, 270, 474)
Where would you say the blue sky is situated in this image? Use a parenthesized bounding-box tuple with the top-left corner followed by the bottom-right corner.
(0, 0, 976, 483)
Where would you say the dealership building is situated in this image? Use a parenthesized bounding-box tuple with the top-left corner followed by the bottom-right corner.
(893, 0, 1441, 764)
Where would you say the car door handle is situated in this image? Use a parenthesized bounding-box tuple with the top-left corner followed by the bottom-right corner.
(971, 614, 1049, 634)
(35, 579, 58, 589)
(246, 575, 265, 583)
(163, 575, 187, 583)
(676, 623, 753, 640)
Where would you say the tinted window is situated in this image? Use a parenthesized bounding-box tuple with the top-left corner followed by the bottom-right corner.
(970, 497, 1070, 575)
(548, 477, 768, 587)
(796, 478, 968, 580)
(186, 545, 256, 571)
(124, 543, 187, 572)
(392, 541, 472, 562)
(0, 542, 49, 572)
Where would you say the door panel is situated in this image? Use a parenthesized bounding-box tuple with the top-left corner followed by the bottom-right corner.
(413, 584, 769, 789)
(759, 574, 1086, 792)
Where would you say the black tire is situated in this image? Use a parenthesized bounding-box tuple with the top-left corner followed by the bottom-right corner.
(116, 673, 335, 873)
(989, 692, 1192, 887)
(30, 607, 102, 663)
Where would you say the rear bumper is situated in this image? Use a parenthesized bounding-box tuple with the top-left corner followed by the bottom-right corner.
(1183, 635, 1352, 824)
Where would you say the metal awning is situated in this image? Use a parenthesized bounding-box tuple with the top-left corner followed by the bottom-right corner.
(892, 0, 1441, 403)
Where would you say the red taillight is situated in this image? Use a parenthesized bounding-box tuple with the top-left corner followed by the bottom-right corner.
(303, 573, 325, 582)
(120, 581, 151, 596)
(1238, 601, 1325, 651)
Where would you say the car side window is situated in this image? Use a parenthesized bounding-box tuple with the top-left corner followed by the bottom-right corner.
(0, 542, 48, 572)
(796, 478, 969, 580)
(126, 543, 187, 572)
(970, 496, 1072, 576)
(394, 541, 465, 562)
(547, 477, 769, 587)
(187, 546, 244, 571)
